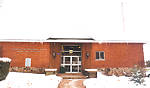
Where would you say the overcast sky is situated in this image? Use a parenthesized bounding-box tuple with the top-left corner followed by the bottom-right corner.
(0, 0, 150, 59)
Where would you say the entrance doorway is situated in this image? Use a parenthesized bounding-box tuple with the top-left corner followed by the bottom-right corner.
(61, 45, 81, 73)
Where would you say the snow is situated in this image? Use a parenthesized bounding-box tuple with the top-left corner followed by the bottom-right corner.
(0, 72, 62, 88)
(45, 69, 57, 71)
(0, 57, 11, 62)
(0, 33, 146, 43)
(48, 34, 93, 39)
(0, 39, 146, 44)
(85, 69, 97, 71)
(84, 72, 150, 88)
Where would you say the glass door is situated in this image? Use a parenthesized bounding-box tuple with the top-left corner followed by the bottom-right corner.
(61, 56, 81, 73)
(61, 44, 82, 73)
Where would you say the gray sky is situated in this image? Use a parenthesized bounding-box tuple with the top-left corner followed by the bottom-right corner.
(0, 0, 150, 59)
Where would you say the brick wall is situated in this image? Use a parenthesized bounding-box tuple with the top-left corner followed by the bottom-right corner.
(0, 42, 145, 71)
(0, 42, 51, 68)
(89, 43, 144, 68)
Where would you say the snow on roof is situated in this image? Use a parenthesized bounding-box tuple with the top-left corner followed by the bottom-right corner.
(0, 39, 146, 43)
(0, 33, 147, 43)
(97, 40, 146, 44)
(0, 33, 146, 43)
(48, 34, 94, 39)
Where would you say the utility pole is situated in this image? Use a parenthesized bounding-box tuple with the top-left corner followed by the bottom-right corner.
(121, 1, 126, 32)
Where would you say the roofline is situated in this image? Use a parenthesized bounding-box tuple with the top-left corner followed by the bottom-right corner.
(97, 40, 146, 44)
(0, 39, 146, 44)
(47, 38, 95, 40)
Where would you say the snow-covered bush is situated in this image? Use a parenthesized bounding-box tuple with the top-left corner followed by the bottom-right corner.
(130, 65, 145, 85)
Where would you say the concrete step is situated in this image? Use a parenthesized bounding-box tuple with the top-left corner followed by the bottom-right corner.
(57, 73, 87, 79)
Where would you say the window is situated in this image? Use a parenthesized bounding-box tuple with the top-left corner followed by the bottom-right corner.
(96, 51, 105, 60)
(25, 58, 31, 67)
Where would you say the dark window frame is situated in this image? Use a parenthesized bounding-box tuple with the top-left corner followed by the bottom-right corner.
(96, 51, 105, 60)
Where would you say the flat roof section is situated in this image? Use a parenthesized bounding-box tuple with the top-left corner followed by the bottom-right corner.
(47, 37, 95, 40)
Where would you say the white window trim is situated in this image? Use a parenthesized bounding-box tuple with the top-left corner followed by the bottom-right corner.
(61, 56, 81, 73)
(96, 51, 105, 61)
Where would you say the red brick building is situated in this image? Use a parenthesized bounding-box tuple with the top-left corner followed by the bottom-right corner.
(0, 37, 145, 73)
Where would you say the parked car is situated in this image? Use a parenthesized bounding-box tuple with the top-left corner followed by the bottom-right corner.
(145, 67, 150, 77)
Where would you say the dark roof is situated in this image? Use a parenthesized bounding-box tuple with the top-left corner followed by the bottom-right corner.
(47, 37, 95, 40)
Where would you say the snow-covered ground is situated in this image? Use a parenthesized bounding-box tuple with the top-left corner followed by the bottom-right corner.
(84, 72, 150, 88)
(0, 72, 62, 88)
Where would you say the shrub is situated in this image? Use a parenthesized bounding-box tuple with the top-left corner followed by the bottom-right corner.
(130, 65, 145, 85)
(0, 62, 10, 81)
(59, 66, 66, 73)
(145, 60, 150, 67)
(104, 68, 110, 75)
(82, 70, 89, 76)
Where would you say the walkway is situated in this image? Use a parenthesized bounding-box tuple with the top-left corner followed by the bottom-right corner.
(58, 79, 85, 88)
